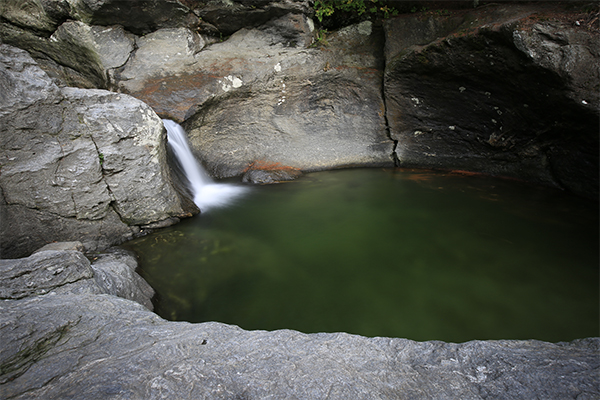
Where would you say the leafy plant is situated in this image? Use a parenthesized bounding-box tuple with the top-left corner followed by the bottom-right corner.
(313, 0, 398, 23)
(310, 28, 329, 47)
(410, 5, 429, 13)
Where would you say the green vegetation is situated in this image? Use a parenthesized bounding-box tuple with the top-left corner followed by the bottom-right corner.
(309, 28, 329, 47)
(98, 152, 104, 166)
(313, 0, 399, 23)
(410, 5, 428, 13)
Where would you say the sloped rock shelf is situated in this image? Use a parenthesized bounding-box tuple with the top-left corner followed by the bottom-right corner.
(125, 168, 599, 343)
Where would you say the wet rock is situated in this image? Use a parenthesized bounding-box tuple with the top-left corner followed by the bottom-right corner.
(242, 165, 303, 184)
(0, 291, 598, 399)
(384, 4, 599, 199)
(0, 45, 195, 258)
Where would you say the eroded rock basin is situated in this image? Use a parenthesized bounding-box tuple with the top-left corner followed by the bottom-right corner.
(126, 168, 599, 343)
(2, 168, 599, 399)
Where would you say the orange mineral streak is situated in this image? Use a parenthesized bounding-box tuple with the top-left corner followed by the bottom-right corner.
(242, 160, 301, 173)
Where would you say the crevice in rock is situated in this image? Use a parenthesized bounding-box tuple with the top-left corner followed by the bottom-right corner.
(88, 136, 125, 224)
(107, 34, 138, 91)
(379, 31, 399, 167)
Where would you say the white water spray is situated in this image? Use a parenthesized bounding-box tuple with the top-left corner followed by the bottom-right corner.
(163, 119, 247, 211)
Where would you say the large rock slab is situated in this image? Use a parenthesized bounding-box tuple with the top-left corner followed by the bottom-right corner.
(89, 247, 155, 310)
(0, 291, 598, 399)
(0, 250, 97, 299)
(0, 14, 136, 89)
(384, 3, 599, 199)
(112, 12, 316, 122)
(179, 20, 394, 178)
(0, 243, 153, 308)
(0, 219, 597, 400)
(0, 45, 195, 258)
(0, 0, 72, 34)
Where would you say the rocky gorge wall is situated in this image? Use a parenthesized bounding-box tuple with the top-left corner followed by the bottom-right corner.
(0, 45, 197, 259)
(1, 0, 598, 257)
(1, 1, 599, 398)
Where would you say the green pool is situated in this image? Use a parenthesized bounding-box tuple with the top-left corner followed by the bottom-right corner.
(124, 168, 599, 343)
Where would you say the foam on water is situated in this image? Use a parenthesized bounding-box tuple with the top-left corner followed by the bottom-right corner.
(163, 119, 247, 211)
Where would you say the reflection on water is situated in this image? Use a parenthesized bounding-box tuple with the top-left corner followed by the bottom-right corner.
(124, 169, 599, 343)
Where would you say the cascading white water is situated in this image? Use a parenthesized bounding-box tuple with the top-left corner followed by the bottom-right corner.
(163, 119, 247, 211)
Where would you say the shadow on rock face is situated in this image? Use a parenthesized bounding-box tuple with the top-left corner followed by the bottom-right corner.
(384, 3, 599, 199)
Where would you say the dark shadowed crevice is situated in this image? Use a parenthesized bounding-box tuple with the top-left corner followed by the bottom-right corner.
(379, 25, 399, 167)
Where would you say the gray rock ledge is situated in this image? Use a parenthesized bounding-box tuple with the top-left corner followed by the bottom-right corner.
(0, 245, 598, 399)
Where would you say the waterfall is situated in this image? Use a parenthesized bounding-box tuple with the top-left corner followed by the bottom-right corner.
(163, 119, 247, 211)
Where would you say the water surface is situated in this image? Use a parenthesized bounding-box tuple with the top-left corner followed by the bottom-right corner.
(125, 169, 599, 342)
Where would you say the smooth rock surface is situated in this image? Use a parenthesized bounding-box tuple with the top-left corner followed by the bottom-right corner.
(242, 167, 303, 184)
(0, 292, 598, 399)
(90, 248, 155, 311)
(0, 45, 195, 258)
(181, 20, 394, 178)
(113, 12, 316, 122)
(0, 250, 96, 300)
(1, 244, 598, 399)
(384, 4, 599, 199)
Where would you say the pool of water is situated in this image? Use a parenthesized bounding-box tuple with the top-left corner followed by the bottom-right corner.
(124, 168, 599, 343)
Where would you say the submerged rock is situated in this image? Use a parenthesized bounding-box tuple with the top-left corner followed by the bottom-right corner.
(242, 163, 303, 184)
(384, 3, 599, 199)
(0, 45, 195, 258)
